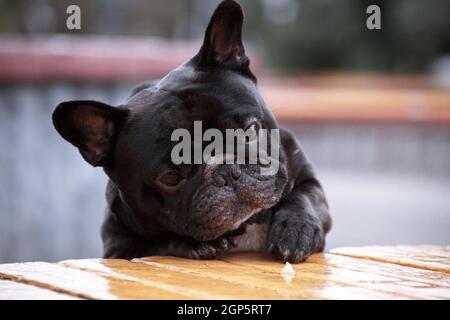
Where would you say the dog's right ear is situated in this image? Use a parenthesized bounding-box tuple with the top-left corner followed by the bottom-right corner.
(195, 0, 256, 82)
(52, 101, 129, 167)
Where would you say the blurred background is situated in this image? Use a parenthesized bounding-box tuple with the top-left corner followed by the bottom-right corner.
(0, 0, 449, 263)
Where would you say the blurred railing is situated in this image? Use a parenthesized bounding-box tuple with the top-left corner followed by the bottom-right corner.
(262, 79, 450, 124)
(0, 35, 201, 82)
(1, 35, 449, 124)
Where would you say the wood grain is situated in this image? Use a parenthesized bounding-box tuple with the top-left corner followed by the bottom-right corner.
(0, 246, 449, 300)
(0, 279, 81, 300)
(330, 246, 450, 273)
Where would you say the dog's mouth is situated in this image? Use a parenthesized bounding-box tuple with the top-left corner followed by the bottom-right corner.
(189, 206, 269, 242)
(183, 165, 285, 241)
(207, 207, 274, 243)
(227, 208, 273, 232)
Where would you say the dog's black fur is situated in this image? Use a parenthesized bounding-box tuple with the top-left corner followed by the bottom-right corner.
(52, 0, 331, 263)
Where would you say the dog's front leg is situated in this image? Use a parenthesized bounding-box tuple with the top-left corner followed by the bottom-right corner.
(268, 128, 332, 263)
(268, 175, 331, 263)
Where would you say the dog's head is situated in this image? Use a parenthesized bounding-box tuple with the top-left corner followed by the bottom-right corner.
(53, 0, 288, 241)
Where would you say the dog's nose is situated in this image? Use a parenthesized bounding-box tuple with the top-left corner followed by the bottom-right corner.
(230, 166, 241, 180)
(213, 174, 226, 187)
(212, 165, 241, 187)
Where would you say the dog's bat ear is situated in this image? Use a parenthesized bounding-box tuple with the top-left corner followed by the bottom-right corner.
(52, 101, 129, 167)
(195, 0, 256, 82)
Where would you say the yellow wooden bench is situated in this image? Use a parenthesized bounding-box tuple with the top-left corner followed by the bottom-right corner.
(0, 246, 448, 300)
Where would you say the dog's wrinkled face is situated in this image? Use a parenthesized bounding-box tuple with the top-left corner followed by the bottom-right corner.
(53, 0, 288, 241)
(110, 67, 288, 241)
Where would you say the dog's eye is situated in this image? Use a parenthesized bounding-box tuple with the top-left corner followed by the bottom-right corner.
(155, 169, 185, 194)
(158, 169, 182, 186)
(245, 122, 259, 142)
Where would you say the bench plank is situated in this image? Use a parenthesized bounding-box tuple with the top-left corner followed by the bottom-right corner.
(136, 255, 407, 299)
(61, 258, 289, 299)
(0, 246, 448, 299)
(0, 261, 185, 299)
(0, 279, 80, 300)
(220, 253, 449, 299)
(330, 246, 450, 273)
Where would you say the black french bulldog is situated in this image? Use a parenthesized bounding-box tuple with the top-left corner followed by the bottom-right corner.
(52, 0, 331, 263)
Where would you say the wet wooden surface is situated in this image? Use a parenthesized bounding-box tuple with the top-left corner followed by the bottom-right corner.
(0, 246, 448, 300)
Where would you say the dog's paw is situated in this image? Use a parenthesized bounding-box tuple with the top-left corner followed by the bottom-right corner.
(185, 242, 219, 259)
(212, 233, 238, 252)
(268, 210, 325, 263)
(182, 234, 237, 260)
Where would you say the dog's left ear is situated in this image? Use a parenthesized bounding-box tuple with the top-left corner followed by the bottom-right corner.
(195, 0, 256, 81)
